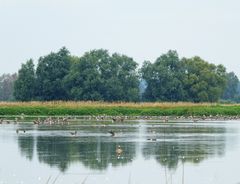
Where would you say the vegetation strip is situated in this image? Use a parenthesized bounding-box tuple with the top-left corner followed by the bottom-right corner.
(0, 102, 240, 116)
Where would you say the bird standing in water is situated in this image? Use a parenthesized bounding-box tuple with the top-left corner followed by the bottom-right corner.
(116, 145, 123, 155)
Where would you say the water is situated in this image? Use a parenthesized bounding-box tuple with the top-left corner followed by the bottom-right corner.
(0, 120, 240, 184)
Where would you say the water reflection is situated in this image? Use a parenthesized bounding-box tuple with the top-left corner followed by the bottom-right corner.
(16, 122, 227, 173)
(36, 136, 136, 172)
(142, 124, 226, 169)
(17, 136, 34, 161)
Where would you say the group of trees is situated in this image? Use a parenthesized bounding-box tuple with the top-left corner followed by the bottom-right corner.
(141, 51, 229, 102)
(8, 47, 240, 102)
(14, 47, 139, 101)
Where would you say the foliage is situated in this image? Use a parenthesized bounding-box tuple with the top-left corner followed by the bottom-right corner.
(12, 47, 234, 103)
(64, 49, 139, 101)
(222, 72, 239, 99)
(141, 50, 185, 101)
(0, 101, 240, 116)
(141, 51, 227, 102)
(36, 47, 71, 100)
(13, 59, 36, 101)
(182, 57, 227, 102)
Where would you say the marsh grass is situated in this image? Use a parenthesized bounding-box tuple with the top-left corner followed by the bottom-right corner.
(0, 101, 240, 116)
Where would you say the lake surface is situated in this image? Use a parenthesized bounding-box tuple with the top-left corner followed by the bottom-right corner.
(0, 120, 240, 184)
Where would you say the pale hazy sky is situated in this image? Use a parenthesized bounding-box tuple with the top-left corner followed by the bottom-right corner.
(1, 0, 240, 76)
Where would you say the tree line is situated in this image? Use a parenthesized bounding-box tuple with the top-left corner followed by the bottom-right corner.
(1, 47, 239, 102)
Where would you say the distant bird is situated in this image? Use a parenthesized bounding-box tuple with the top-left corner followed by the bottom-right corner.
(147, 138, 157, 141)
(193, 119, 198, 123)
(14, 117, 19, 124)
(70, 131, 77, 136)
(108, 130, 115, 137)
(16, 129, 26, 134)
(116, 145, 123, 155)
(163, 117, 169, 123)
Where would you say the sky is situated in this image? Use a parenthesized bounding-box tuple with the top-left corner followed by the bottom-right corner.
(0, 0, 240, 76)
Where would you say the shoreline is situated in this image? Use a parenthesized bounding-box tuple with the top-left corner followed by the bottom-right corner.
(1, 114, 240, 123)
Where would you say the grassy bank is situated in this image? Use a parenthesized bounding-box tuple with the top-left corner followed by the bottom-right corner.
(0, 101, 240, 117)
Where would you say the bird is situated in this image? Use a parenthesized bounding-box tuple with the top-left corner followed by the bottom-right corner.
(108, 130, 115, 137)
(70, 131, 77, 136)
(193, 119, 198, 123)
(147, 138, 157, 141)
(116, 145, 123, 155)
(16, 129, 26, 134)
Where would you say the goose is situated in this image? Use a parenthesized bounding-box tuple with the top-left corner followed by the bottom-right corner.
(16, 129, 26, 134)
(108, 130, 115, 137)
(147, 138, 157, 141)
(70, 131, 77, 136)
(116, 145, 123, 154)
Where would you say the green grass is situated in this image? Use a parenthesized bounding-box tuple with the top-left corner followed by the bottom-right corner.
(0, 102, 240, 117)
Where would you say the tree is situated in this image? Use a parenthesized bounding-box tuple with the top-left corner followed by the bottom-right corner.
(182, 57, 227, 102)
(101, 53, 139, 102)
(0, 73, 17, 101)
(14, 59, 36, 101)
(64, 49, 107, 101)
(141, 50, 185, 101)
(222, 72, 239, 100)
(36, 47, 71, 100)
(64, 49, 140, 101)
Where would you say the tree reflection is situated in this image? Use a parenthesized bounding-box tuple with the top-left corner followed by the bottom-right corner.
(17, 123, 227, 172)
(142, 124, 226, 169)
(35, 136, 136, 172)
(17, 136, 34, 161)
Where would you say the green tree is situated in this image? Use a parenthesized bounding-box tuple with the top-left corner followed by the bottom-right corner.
(101, 53, 139, 101)
(64, 49, 107, 101)
(222, 72, 239, 100)
(36, 47, 71, 100)
(182, 57, 227, 102)
(141, 50, 185, 101)
(64, 50, 140, 101)
(14, 59, 36, 101)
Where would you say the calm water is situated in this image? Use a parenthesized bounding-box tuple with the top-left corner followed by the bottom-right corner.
(0, 120, 240, 184)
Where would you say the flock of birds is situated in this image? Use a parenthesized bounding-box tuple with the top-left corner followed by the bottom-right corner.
(2, 114, 240, 156)
(0, 116, 126, 154)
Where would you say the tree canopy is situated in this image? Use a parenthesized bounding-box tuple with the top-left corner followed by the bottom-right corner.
(35, 47, 71, 100)
(141, 51, 228, 102)
(64, 49, 139, 101)
(12, 48, 238, 102)
(14, 59, 36, 101)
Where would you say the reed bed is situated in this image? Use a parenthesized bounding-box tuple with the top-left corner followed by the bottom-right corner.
(0, 101, 222, 108)
(0, 101, 239, 116)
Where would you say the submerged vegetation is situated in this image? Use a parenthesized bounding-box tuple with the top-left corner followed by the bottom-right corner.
(0, 101, 240, 117)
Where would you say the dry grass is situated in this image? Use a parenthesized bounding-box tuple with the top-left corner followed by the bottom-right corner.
(0, 101, 225, 108)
